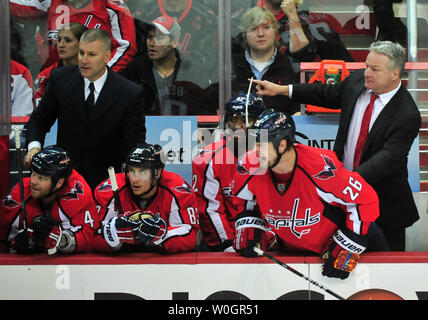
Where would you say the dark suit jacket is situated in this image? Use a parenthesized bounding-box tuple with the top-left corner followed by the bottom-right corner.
(26, 65, 146, 189)
(292, 69, 421, 232)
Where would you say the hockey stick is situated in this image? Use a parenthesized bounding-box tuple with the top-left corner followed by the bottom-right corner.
(253, 247, 346, 300)
(108, 166, 123, 215)
(245, 77, 254, 128)
(14, 127, 28, 232)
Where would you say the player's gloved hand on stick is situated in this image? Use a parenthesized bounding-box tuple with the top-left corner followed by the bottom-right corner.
(10, 229, 36, 254)
(321, 228, 368, 279)
(31, 215, 62, 254)
(233, 211, 276, 257)
(103, 210, 146, 248)
(136, 212, 167, 245)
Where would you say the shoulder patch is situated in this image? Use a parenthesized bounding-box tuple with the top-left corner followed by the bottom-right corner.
(63, 181, 84, 200)
(2, 194, 20, 209)
(313, 154, 337, 180)
(172, 183, 193, 194)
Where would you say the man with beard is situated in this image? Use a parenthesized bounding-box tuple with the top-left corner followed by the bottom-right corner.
(231, 110, 387, 279)
(0, 145, 99, 254)
(192, 93, 265, 252)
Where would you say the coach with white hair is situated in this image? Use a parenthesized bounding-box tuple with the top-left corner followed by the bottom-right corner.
(251, 41, 421, 251)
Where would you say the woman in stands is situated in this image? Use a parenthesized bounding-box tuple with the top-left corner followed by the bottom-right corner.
(34, 22, 87, 105)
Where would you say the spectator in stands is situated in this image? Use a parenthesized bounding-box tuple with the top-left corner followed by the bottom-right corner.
(121, 15, 212, 115)
(0, 145, 99, 254)
(93, 143, 199, 254)
(9, 60, 35, 187)
(34, 23, 88, 106)
(250, 41, 421, 251)
(10, 0, 137, 73)
(24, 29, 146, 190)
(232, 0, 354, 63)
(373, 0, 407, 47)
(192, 93, 265, 252)
(232, 7, 300, 114)
(130, 0, 218, 86)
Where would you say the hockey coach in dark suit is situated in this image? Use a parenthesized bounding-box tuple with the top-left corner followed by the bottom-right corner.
(25, 28, 146, 190)
(251, 41, 421, 251)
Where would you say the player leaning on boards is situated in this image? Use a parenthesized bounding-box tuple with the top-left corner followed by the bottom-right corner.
(93, 143, 199, 253)
(0, 146, 100, 254)
(231, 110, 388, 279)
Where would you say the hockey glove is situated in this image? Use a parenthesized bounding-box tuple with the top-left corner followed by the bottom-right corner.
(31, 215, 62, 255)
(136, 213, 168, 246)
(103, 210, 147, 248)
(10, 229, 36, 254)
(321, 228, 368, 279)
(233, 211, 274, 257)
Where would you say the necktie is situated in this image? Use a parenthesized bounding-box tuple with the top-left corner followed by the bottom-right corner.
(86, 82, 95, 118)
(353, 92, 378, 169)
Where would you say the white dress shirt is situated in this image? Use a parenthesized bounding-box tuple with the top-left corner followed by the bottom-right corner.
(343, 82, 401, 170)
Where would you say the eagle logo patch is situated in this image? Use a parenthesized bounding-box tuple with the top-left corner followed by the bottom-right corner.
(63, 181, 84, 200)
(313, 154, 336, 180)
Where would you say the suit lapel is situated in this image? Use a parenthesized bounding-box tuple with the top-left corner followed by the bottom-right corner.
(70, 69, 87, 123)
(363, 87, 402, 151)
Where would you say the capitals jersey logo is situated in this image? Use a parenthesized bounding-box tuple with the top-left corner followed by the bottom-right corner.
(237, 161, 250, 175)
(63, 181, 84, 200)
(265, 198, 321, 239)
(313, 154, 336, 180)
(172, 183, 192, 194)
(2, 194, 20, 209)
(97, 180, 113, 192)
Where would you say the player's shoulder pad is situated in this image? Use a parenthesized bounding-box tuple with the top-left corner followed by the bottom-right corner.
(160, 171, 194, 196)
(236, 150, 262, 176)
(94, 173, 127, 203)
(295, 144, 343, 181)
(60, 170, 92, 201)
(1, 181, 26, 210)
(107, 0, 128, 9)
(193, 140, 225, 165)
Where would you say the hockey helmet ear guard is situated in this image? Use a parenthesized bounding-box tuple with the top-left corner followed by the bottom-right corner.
(222, 92, 265, 129)
(31, 145, 72, 185)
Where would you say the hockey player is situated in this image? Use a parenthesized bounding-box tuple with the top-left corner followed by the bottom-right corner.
(232, 110, 381, 279)
(192, 93, 265, 252)
(94, 143, 199, 253)
(10, 0, 137, 72)
(0, 145, 100, 254)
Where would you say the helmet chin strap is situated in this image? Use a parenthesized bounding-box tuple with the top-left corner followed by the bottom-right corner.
(269, 149, 285, 169)
(268, 138, 287, 169)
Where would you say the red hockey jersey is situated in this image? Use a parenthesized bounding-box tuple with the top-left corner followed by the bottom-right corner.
(11, 60, 35, 116)
(0, 170, 100, 253)
(34, 62, 59, 106)
(94, 170, 199, 253)
(192, 139, 237, 250)
(232, 144, 379, 254)
(10, 0, 137, 72)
